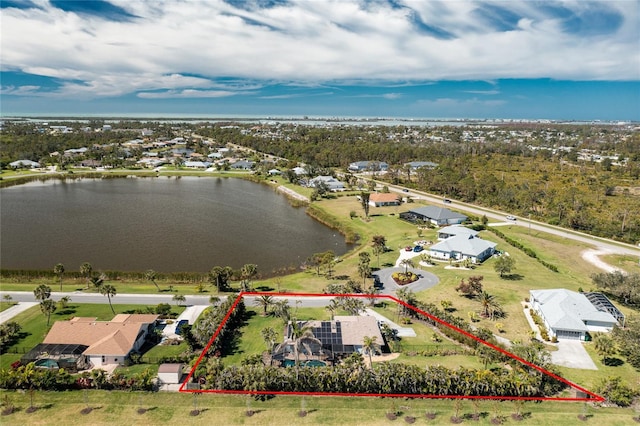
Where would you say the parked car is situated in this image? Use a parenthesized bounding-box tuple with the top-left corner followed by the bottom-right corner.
(405, 246, 413, 251)
(506, 215, 517, 221)
(443, 198, 451, 204)
(402, 188, 409, 192)
(413, 245, 423, 252)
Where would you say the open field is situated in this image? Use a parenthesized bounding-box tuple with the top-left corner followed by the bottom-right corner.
(0, 390, 638, 425)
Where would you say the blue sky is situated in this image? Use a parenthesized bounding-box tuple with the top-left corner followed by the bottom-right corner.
(1, 1, 639, 120)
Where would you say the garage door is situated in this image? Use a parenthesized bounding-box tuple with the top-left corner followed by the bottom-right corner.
(556, 330, 582, 340)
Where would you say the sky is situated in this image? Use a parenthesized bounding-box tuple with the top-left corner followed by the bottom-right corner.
(1, 0, 639, 120)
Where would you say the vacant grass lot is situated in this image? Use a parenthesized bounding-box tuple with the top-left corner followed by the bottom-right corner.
(0, 390, 637, 425)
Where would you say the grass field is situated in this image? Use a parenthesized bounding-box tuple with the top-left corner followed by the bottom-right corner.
(0, 390, 637, 425)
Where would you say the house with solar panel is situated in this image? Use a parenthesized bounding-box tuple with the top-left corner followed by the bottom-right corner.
(529, 289, 623, 341)
(269, 316, 383, 366)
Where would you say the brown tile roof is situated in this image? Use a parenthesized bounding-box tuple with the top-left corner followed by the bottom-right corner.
(43, 315, 158, 356)
(370, 193, 400, 203)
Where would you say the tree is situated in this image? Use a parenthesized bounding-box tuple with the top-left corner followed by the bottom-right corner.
(371, 235, 386, 268)
(593, 333, 617, 365)
(145, 269, 160, 292)
(209, 266, 233, 293)
(288, 320, 318, 370)
(362, 335, 380, 367)
(40, 299, 56, 326)
(477, 291, 503, 319)
(240, 264, 258, 292)
(99, 284, 117, 314)
(53, 263, 65, 291)
(254, 295, 275, 316)
(494, 255, 515, 278)
(33, 284, 51, 302)
(80, 262, 93, 286)
(358, 252, 371, 286)
(57, 296, 71, 309)
(90, 273, 105, 289)
(273, 300, 291, 323)
(261, 327, 278, 352)
(399, 258, 414, 275)
(455, 275, 484, 297)
(173, 294, 186, 306)
(359, 192, 371, 219)
(591, 271, 640, 307)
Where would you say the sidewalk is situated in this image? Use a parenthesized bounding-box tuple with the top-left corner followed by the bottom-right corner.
(0, 302, 38, 324)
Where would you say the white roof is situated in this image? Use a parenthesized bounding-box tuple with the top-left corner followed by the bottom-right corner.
(438, 225, 478, 238)
(530, 289, 618, 332)
(429, 234, 496, 257)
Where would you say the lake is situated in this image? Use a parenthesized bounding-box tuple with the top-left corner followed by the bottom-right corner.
(0, 177, 352, 274)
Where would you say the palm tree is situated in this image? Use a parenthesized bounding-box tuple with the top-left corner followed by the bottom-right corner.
(362, 335, 380, 367)
(254, 295, 275, 316)
(288, 320, 318, 370)
(40, 299, 56, 326)
(173, 294, 186, 306)
(400, 258, 414, 275)
(145, 269, 160, 292)
(80, 262, 93, 286)
(593, 333, 617, 364)
(57, 295, 71, 309)
(371, 235, 386, 268)
(325, 299, 340, 320)
(477, 291, 503, 319)
(240, 264, 258, 292)
(53, 263, 65, 291)
(99, 284, 117, 314)
(260, 327, 278, 352)
(33, 284, 51, 302)
(209, 295, 221, 306)
(90, 274, 105, 289)
(273, 300, 291, 323)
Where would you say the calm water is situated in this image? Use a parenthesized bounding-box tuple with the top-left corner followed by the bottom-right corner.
(0, 177, 352, 274)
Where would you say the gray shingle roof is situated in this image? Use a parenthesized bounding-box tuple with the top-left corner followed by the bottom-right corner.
(409, 206, 467, 221)
(430, 234, 496, 257)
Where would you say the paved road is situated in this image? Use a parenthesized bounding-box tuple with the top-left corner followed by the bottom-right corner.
(384, 184, 640, 257)
(372, 267, 439, 295)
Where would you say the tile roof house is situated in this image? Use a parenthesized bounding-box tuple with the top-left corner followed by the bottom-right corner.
(42, 314, 159, 367)
(529, 289, 620, 341)
(429, 234, 497, 264)
(369, 193, 401, 207)
(400, 206, 468, 226)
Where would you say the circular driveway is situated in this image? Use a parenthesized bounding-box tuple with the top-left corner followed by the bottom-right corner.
(372, 267, 439, 295)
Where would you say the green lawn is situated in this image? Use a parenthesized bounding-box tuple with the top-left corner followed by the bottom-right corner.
(0, 390, 637, 425)
(0, 301, 17, 313)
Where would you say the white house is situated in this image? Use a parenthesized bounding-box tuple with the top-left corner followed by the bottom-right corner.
(348, 161, 389, 172)
(529, 289, 620, 341)
(429, 234, 497, 263)
(437, 225, 478, 240)
(9, 159, 41, 169)
(308, 176, 346, 191)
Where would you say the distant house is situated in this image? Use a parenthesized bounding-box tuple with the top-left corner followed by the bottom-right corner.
(9, 159, 41, 169)
(529, 289, 621, 341)
(230, 160, 255, 170)
(308, 175, 346, 191)
(270, 316, 383, 365)
(41, 314, 159, 367)
(291, 166, 307, 176)
(268, 169, 282, 176)
(404, 161, 438, 170)
(348, 161, 389, 172)
(437, 225, 478, 240)
(183, 161, 211, 169)
(369, 193, 401, 207)
(400, 206, 467, 226)
(429, 234, 496, 264)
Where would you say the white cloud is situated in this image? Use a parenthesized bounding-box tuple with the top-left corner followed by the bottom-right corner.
(1, 0, 637, 99)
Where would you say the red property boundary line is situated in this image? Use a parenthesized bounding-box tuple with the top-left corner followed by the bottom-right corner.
(180, 292, 604, 402)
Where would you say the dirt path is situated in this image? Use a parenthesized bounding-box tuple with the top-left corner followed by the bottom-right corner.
(276, 185, 309, 202)
(581, 248, 625, 274)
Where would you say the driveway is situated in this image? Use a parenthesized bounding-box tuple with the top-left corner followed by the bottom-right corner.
(372, 267, 439, 295)
(551, 340, 597, 370)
